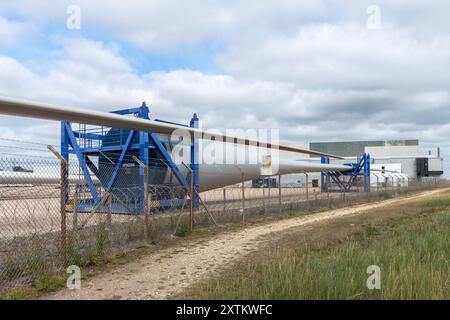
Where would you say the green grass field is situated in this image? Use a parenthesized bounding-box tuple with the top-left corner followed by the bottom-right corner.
(184, 200, 450, 300)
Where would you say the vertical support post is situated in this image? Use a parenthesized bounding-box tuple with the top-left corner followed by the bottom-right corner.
(189, 171, 194, 231)
(327, 175, 330, 208)
(223, 188, 226, 212)
(73, 184, 78, 230)
(60, 157, 68, 266)
(320, 157, 329, 192)
(133, 156, 150, 238)
(305, 173, 309, 210)
(343, 175, 346, 202)
(305, 173, 309, 200)
(143, 165, 149, 240)
(278, 174, 282, 212)
(139, 104, 150, 214)
(107, 193, 112, 227)
(263, 182, 266, 212)
(61, 122, 70, 204)
(241, 173, 245, 223)
(138, 103, 150, 227)
(49, 144, 68, 266)
(190, 113, 199, 209)
(364, 153, 371, 193)
(139, 130, 149, 204)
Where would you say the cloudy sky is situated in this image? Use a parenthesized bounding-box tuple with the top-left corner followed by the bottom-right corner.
(0, 1, 449, 174)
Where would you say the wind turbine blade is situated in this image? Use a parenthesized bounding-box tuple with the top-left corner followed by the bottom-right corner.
(0, 96, 343, 159)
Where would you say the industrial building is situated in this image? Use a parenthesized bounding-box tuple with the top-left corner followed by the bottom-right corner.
(273, 139, 444, 189)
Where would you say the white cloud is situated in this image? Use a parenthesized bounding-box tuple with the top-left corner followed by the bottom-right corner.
(218, 23, 450, 91)
(0, 17, 37, 46)
(0, 0, 328, 51)
(2, 0, 450, 52)
(0, 2, 450, 174)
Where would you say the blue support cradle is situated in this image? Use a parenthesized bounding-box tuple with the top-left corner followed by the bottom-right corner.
(321, 153, 371, 193)
(61, 102, 199, 214)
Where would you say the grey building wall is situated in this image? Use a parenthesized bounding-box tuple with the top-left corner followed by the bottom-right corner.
(310, 140, 419, 157)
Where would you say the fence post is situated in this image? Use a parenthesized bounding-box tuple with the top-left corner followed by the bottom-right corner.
(73, 184, 78, 230)
(107, 193, 113, 227)
(305, 173, 309, 210)
(190, 170, 194, 231)
(241, 173, 245, 223)
(60, 157, 68, 265)
(278, 174, 282, 213)
(223, 188, 226, 212)
(343, 176, 346, 203)
(327, 175, 330, 208)
(385, 177, 388, 193)
(263, 183, 266, 212)
(143, 166, 149, 239)
(305, 173, 309, 200)
(48, 146, 67, 266)
(133, 156, 150, 239)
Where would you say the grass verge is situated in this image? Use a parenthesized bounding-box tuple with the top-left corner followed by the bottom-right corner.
(182, 200, 450, 300)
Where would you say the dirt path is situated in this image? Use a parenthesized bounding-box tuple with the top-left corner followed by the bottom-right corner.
(45, 188, 447, 300)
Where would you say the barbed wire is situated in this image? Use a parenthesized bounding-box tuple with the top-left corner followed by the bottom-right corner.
(0, 137, 59, 148)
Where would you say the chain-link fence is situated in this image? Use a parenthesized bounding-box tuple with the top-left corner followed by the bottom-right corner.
(0, 141, 447, 294)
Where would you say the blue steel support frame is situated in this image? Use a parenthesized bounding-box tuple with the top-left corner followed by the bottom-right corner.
(364, 153, 371, 192)
(149, 133, 189, 190)
(190, 113, 199, 208)
(105, 130, 136, 192)
(321, 153, 370, 193)
(63, 122, 100, 204)
(61, 122, 69, 203)
(85, 157, 100, 178)
(320, 156, 329, 192)
(62, 102, 196, 213)
(137, 102, 190, 190)
(138, 107, 150, 212)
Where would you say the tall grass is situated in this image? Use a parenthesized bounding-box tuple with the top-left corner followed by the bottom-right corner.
(424, 197, 450, 207)
(185, 212, 450, 300)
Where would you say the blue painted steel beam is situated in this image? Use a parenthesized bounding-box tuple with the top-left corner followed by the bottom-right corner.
(111, 107, 145, 115)
(84, 156, 101, 179)
(139, 101, 190, 191)
(329, 172, 346, 190)
(61, 122, 70, 203)
(72, 144, 154, 154)
(73, 131, 104, 140)
(364, 153, 370, 192)
(68, 139, 183, 155)
(320, 156, 329, 192)
(105, 130, 136, 192)
(190, 113, 199, 207)
(149, 132, 189, 190)
(139, 130, 149, 211)
(63, 122, 100, 203)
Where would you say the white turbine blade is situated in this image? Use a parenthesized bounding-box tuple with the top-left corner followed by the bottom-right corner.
(0, 96, 343, 159)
